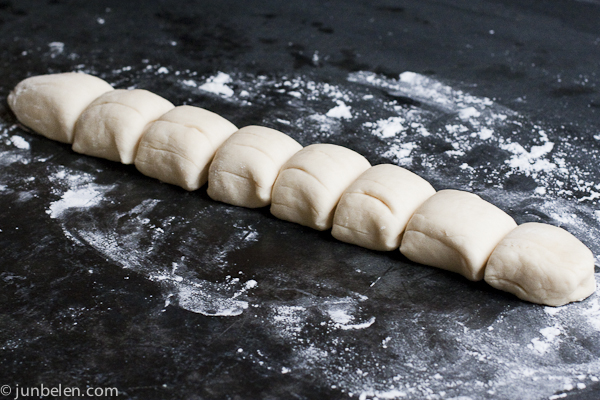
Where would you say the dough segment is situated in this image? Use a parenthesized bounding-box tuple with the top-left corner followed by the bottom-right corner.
(72, 89, 175, 164)
(7, 72, 114, 143)
(271, 143, 371, 231)
(207, 125, 303, 207)
(400, 190, 517, 281)
(332, 164, 436, 251)
(484, 222, 596, 306)
(134, 105, 238, 191)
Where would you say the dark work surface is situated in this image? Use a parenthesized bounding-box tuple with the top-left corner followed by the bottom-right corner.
(1, 1, 600, 399)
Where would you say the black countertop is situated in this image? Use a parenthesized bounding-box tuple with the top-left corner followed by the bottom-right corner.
(1, 1, 600, 399)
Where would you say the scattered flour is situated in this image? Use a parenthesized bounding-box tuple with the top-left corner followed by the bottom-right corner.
(364, 116, 406, 139)
(34, 164, 262, 317)
(0, 125, 31, 167)
(3, 63, 600, 399)
(71, 208, 260, 317)
(501, 140, 555, 173)
(48, 41, 64, 58)
(9, 135, 30, 150)
(458, 107, 481, 120)
(348, 70, 600, 213)
(172, 279, 250, 316)
(198, 71, 235, 98)
(47, 184, 108, 218)
(528, 326, 562, 354)
(321, 297, 376, 331)
(580, 297, 600, 331)
(327, 100, 353, 119)
(544, 306, 566, 316)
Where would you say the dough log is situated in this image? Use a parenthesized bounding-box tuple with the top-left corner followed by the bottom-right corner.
(135, 105, 238, 191)
(207, 125, 303, 208)
(6, 72, 597, 306)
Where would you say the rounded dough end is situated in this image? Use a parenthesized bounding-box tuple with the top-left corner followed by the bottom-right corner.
(485, 222, 596, 306)
(72, 89, 175, 164)
(8, 72, 114, 143)
(134, 105, 238, 191)
(332, 164, 436, 251)
(270, 143, 371, 231)
(400, 189, 517, 281)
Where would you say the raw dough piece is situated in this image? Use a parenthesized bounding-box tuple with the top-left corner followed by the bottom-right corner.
(72, 89, 174, 164)
(207, 125, 302, 207)
(485, 222, 596, 306)
(400, 189, 517, 281)
(332, 164, 436, 251)
(7, 72, 114, 143)
(270, 143, 371, 231)
(134, 105, 237, 191)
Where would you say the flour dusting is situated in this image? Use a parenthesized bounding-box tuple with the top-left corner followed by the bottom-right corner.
(73, 211, 260, 317)
(32, 162, 262, 317)
(347, 70, 599, 210)
(9, 135, 30, 150)
(3, 62, 600, 399)
(47, 184, 109, 218)
(327, 100, 353, 119)
(528, 326, 562, 354)
(198, 71, 235, 98)
(48, 41, 65, 58)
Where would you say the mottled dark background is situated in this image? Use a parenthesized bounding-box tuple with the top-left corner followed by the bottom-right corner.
(1, 1, 599, 399)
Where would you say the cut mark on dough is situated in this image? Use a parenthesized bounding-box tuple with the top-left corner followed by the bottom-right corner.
(82, 98, 152, 124)
(111, 99, 150, 119)
(356, 191, 394, 214)
(143, 143, 198, 167)
(334, 224, 373, 237)
(402, 230, 469, 277)
(216, 169, 254, 184)
(232, 142, 279, 165)
(271, 197, 322, 220)
(283, 166, 331, 194)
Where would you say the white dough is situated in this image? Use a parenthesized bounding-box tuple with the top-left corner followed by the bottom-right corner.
(11, 73, 597, 308)
(400, 189, 517, 281)
(270, 143, 371, 231)
(484, 222, 596, 306)
(207, 125, 303, 207)
(134, 105, 237, 191)
(332, 164, 436, 251)
(7, 72, 114, 143)
(72, 89, 174, 164)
